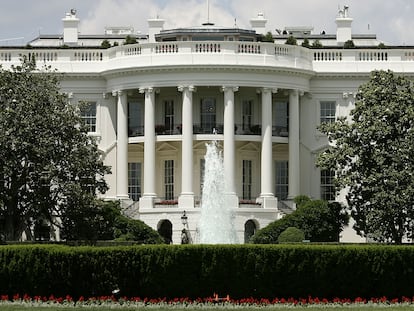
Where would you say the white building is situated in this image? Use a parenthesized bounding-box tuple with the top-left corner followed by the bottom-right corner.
(1, 7, 413, 244)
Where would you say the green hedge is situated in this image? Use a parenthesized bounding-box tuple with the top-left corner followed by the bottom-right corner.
(1, 244, 414, 299)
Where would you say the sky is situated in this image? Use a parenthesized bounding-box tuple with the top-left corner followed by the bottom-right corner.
(0, 0, 413, 46)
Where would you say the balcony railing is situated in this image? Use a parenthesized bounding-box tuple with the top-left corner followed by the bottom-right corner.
(2, 43, 414, 74)
(129, 123, 289, 137)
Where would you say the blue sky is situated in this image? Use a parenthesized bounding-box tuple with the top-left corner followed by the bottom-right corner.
(1, 0, 413, 46)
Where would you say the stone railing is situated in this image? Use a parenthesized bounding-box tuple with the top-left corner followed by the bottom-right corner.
(1, 44, 414, 74)
(312, 49, 414, 62)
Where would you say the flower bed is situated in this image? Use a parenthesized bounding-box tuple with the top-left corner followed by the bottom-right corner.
(2, 294, 414, 308)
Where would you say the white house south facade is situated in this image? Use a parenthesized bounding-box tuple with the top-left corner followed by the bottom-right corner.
(1, 7, 413, 243)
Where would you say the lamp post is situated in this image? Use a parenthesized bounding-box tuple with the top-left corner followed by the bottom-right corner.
(181, 211, 189, 244)
(181, 210, 188, 228)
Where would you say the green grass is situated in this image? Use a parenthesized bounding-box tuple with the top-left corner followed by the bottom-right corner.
(3, 306, 414, 311)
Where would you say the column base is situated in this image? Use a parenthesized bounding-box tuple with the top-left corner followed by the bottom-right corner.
(178, 194, 195, 209)
(139, 195, 156, 209)
(256, 195, 278, 209)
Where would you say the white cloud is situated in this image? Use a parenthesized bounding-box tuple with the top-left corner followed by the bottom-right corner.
(1, 0, 413, 45)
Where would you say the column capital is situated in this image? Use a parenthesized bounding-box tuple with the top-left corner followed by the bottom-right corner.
(256, 87, 278, 94)
(178, 85, 196, 92)
(289, 89, 299, 96)
(139, 87, 159, 94)
(221, 86, 239, 93)
(112, 90, 122, 97)
(102, 92, 108, 99)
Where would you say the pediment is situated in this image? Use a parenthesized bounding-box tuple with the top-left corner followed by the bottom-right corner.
(238, 142, 260, 152)
(156, 142, 178, 152)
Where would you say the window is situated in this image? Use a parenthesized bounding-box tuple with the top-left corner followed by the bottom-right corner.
(80, 102, 96, 132)
(128, 162, 141, 201)
(128, 102, 143, 136)
(164, 100, 174, 134)
(321, 169, 335, 201)
(273, 101, 288, 136)
(242, 100, 253, 132)
(200, 98, 216, 133)
(275, 161, 288, 200)
(164, 160, 174, 200)
(320, 101, 336, 124)
(242, 160, 252, 200)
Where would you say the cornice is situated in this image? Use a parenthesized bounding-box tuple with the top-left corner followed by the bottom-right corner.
(101, 64, 315, 80)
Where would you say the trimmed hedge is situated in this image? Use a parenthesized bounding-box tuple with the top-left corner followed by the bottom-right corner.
(1, 244, 414, 299)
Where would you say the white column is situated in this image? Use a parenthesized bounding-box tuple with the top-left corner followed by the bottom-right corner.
(222, 86, 239, 207)
(139, 87, 157, 208)
(288, 90, 300, 199)
(258, 88, 277, 208)
(178, 85, 195, 208)
(113, 90, 129, 199)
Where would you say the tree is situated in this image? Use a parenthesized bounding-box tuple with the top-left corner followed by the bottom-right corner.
(124, 35, 137, 45)
(285, 35, 297, 45)
(343, 40, 355, 48)
(318, 70, 414, 243)
(261, 31, 274, 42)
(312, 39, 323, 48)
(250, 196, 348, 243)
(101, 39, 111, 49)
(277, 227, 305, 243)
(62, 200, 164, 244)
(0, 58, 110, 240)
(301, 38, 310, 48)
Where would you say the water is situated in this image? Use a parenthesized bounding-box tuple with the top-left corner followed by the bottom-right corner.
(198, 140, 238, 244)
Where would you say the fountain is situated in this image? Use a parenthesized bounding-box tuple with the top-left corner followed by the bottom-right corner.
(198, 139, 238, 244)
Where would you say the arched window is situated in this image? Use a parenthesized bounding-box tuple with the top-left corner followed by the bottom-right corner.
(244, 220, 257, 243)
(157, 220, 173, 244)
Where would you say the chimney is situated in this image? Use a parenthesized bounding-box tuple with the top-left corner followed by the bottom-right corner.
(250, 13, 268, 35)
(336, 5, 353, 44)
(62, 9, 80, 46)
(147, 18, 165, 43)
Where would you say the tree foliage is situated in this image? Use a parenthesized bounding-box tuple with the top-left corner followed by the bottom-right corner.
(285, 35, 297, 45)
(277, 227, 305, 243)
(0, 58, 110, 240)
(301, 38, 310, 48)
(251, 196, 348, 243)
(124, 35, 137, 45)
(318, 70, 414, 243)
(62, 200, 164, 243)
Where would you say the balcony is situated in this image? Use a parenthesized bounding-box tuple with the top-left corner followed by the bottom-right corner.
(1, 43, 414, 75)
(129, 123, 289, 137)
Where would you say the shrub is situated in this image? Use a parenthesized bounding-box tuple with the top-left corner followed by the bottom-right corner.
(278, 227, 305, 243)
(301, 38, 310, 48)
(285, 35, 297, 45)
(251, 196, 349, 243)
(343, 40, 355, 48)
(2, 244, 414, 300)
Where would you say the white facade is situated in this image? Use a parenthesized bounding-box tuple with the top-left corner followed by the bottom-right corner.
(1, 7, 413, 244)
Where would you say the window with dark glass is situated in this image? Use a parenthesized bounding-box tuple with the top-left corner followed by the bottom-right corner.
(320, 101, 336, 124)
(164, 160, 174, 200)
(273, 101, 289, 136)
(128, 162, 141, 201)
(242, 160, 252, 200)
(128, 102, 143, 136)
(321, 169, 335, 201)
(200, 98, 216, 133)
(80, 102, 96, 132)
(164, 100, 174, 134)
(275, 161, 288, 200)
(242, 100, 253, 132)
